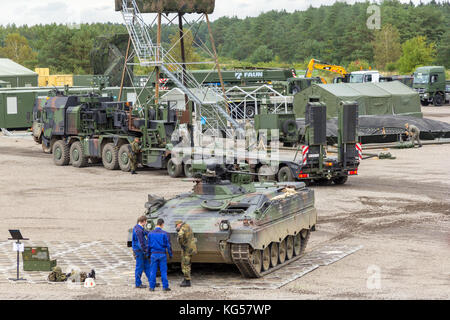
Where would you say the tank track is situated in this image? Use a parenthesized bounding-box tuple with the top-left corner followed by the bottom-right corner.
(231, 229, 311, 278)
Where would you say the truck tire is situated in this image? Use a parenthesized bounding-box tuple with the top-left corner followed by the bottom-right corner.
(245, 105, 256, 118)
(53, 140, 70, 166)
(292, 85, 301, 95)
(70, 141, 88, 168)
(184, 162, 194, 178)
(433, 94, 444, 107)
(277, 166, 294, 182)
(102, 143, 119, 170)
(332, 176, 348, 185)
(118, 144, 132, 172)
(258, 165, 276, 182)
(167, 158, 183, 178)
(282, 120, 298, 136)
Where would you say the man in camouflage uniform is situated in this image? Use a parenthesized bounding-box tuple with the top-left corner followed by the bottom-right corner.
(129, 138, 141, 174)
(405, 123, 423, 148)
(175, 220, 197, 287)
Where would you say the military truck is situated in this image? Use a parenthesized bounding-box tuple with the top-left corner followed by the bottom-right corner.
(130, 164, 317, 278)
(40, 92, 181, 174)
(413, 66, 448, 106)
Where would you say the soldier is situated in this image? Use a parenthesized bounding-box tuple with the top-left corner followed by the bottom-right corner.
(132, 215, 151, 289)
(129, 138, 141, 174)
(147, 218, 172, 292)
(175, 220, 197, 287)
(405, 123, 423, 148)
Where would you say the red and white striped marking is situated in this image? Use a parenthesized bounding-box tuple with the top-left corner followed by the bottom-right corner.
(302, 145, 309, 166)
(356, 143, 363, 161)
(159, 86, 169, 90)
(158, 78, 169, 84)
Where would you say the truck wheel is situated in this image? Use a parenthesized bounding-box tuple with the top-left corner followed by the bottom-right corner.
(53, 140, 69, 166)
(277, 166, 294, 182)
(102, 143, 119, 170)
(118, 144, 132, 172)
(282, 120, 298, 136)
(433, 94, 444, 107)
(257, 165, 276, 182)
(70, 141, 88, 168)
(184, 162, 194, 178)
(167, 159, 183, 178)
(333, 176, 348, 185)
(245, 105, 256, 118)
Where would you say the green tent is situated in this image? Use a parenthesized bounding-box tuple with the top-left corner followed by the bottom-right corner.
(0, 59, 38, 87)
(373, 81, 421, 117)
(294, 82, 422, 119)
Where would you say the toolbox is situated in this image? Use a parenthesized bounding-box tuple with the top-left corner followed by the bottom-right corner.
(22, 247, 57, 271)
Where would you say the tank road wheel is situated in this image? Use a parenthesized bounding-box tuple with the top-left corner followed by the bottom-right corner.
(184, 162, 194, 178)
(167, 158, 183, 178)
(258, 165, 276, 182)
(70, 141, 88, 168)
(285, 236, 294, 260)
(269, 243, 279, 268)
(118, 144, 132, 172)
(278, 239, 287, 264)
(262, 247, 271, 271)
(250, 249, 262, 274)
(102, 143, 119, 170)
(293, 233, 302, 256)
(52, 140, 69, 166)
(277, 166, 294, 182)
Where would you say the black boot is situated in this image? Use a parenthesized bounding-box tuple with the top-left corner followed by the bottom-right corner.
(180, 279, 191, 287)
(131, 170, 137, 175)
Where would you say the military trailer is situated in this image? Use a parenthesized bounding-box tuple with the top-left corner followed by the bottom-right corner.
(0, 89, 37, 129)
(413, 66, 448, 106)
(131, 165, 317, 278)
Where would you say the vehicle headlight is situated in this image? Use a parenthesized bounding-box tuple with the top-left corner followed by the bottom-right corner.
(219, 220, 231, 231)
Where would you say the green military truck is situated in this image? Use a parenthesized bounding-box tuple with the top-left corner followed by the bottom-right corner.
(413, 66, 448, 106)
(40, 93, 180, 174)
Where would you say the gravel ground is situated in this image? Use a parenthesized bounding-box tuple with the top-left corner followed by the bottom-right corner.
(0, 108, 449, 300)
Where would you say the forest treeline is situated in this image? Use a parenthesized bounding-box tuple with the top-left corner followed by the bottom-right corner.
(0, 0, 448, 75)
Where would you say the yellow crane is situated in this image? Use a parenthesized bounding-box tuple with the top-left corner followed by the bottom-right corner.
(305, 59, 349, 83)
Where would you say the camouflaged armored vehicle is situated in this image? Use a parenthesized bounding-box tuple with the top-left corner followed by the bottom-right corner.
(139, 165, 317, 278)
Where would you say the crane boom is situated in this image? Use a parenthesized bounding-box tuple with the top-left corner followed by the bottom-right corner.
(305, 59, 349, 79)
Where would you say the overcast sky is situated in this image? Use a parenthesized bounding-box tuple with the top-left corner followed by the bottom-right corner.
(0, 0, 435, 26)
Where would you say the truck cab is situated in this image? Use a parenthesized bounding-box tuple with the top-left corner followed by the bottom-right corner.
(413, 66, 447, 106)
(348, 70, 381, 83)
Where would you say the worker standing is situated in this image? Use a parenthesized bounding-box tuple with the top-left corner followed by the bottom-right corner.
(405, 123, 423, 148)
(175, 220, 197, 287)
(129, 138, 141, 174)
(148, 218, 172, 292)
(132, 216, 151, 289)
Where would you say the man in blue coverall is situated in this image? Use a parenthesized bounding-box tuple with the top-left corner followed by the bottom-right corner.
(132, 216, 153, 289)
(147, 218, 173, 291)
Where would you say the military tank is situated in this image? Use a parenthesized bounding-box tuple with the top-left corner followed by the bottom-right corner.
(137, 164, 317, 278)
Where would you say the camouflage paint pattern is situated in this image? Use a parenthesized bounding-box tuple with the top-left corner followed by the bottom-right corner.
(144, 173, 317, 264)
(115, 0, 215, 14)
